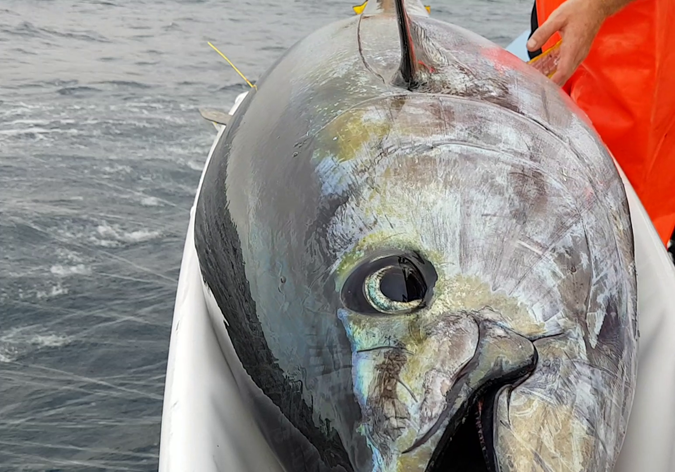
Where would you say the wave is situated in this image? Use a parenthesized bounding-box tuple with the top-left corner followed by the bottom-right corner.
(216, 82, 253, 93)
(43, 27, 111, 43)
(6, 21, 110, 43)
(261, 45, 287, 53)
(98, 80, 152, 89)
(6, 21, 46, 38)
(57, 86, 102, 96)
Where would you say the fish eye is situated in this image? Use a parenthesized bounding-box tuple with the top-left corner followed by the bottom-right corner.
(364, 265, 426, 313)
(341, 253, 437, 315)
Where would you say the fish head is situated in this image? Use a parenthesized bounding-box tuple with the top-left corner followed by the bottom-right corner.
(313, 92, 638, 471)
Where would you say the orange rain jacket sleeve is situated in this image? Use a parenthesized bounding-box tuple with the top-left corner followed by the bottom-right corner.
(536, 0, 675, 245)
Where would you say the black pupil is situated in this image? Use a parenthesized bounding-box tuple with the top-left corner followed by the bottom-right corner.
(379, 263, 426, 303)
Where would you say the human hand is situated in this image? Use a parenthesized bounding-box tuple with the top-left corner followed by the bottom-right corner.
(526, 0, 608, 85)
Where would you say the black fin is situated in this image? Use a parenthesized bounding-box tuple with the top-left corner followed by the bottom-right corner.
(394, 0, 419, 90)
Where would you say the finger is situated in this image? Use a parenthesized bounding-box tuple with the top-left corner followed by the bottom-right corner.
(527, 12, 566, 51)
(549, 44, 574, 85)
(553, 31, 593, 85)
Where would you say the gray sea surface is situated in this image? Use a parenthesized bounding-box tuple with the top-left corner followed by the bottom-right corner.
(0, 1, 531, 470)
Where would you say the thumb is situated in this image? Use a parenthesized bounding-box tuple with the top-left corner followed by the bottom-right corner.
(527, 13, 565, 51)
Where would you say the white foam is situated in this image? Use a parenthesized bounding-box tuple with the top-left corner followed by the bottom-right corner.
(95, 223, 161, 244)
(0, 330, 71, 363)
(140, 196, 161, 207)
(7, 119, 49, 125)
(36, 283, 69, 299)
(50, 264, 92, 277)
(0, 128, 79, 136)
(55, 248, 84, 263)
(0, 347, 17, 363)
(93, 239, 122, 248)
(51, 284, 68, 296)
(102, 165, 132, 174)
(30, 334, 70, 348)
(121, 229, 160, 243)
(187, 160, 205, 171)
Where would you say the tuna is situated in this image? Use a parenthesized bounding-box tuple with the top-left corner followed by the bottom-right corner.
(193, 1, 638, 470)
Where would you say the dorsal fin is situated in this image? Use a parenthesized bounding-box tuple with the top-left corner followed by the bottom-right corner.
(394, 0, 420, 90)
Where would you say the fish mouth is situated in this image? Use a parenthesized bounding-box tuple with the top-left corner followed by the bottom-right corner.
(424, 383, 507, 472)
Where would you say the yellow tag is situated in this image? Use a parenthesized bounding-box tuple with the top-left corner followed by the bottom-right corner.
(352, 2, 431, 14)
(352, 1, 368, 14)
(527, 39, 562, 79)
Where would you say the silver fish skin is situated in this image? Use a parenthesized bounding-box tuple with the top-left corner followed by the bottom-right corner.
(193, 1, 638, 471)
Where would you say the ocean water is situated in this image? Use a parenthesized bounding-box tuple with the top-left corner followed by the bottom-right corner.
(0, 1, 531, 470)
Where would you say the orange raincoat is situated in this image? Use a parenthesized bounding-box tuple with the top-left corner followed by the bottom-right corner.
(536, 0, 675, 245)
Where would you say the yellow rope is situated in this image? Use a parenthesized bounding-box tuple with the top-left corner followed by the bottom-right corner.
(207, 41, 257, 90)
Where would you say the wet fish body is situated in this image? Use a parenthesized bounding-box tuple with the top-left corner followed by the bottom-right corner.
(193, 1, 638, 471)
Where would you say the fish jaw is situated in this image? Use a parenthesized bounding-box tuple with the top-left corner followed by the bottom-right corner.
(339, 307, 537, 471)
